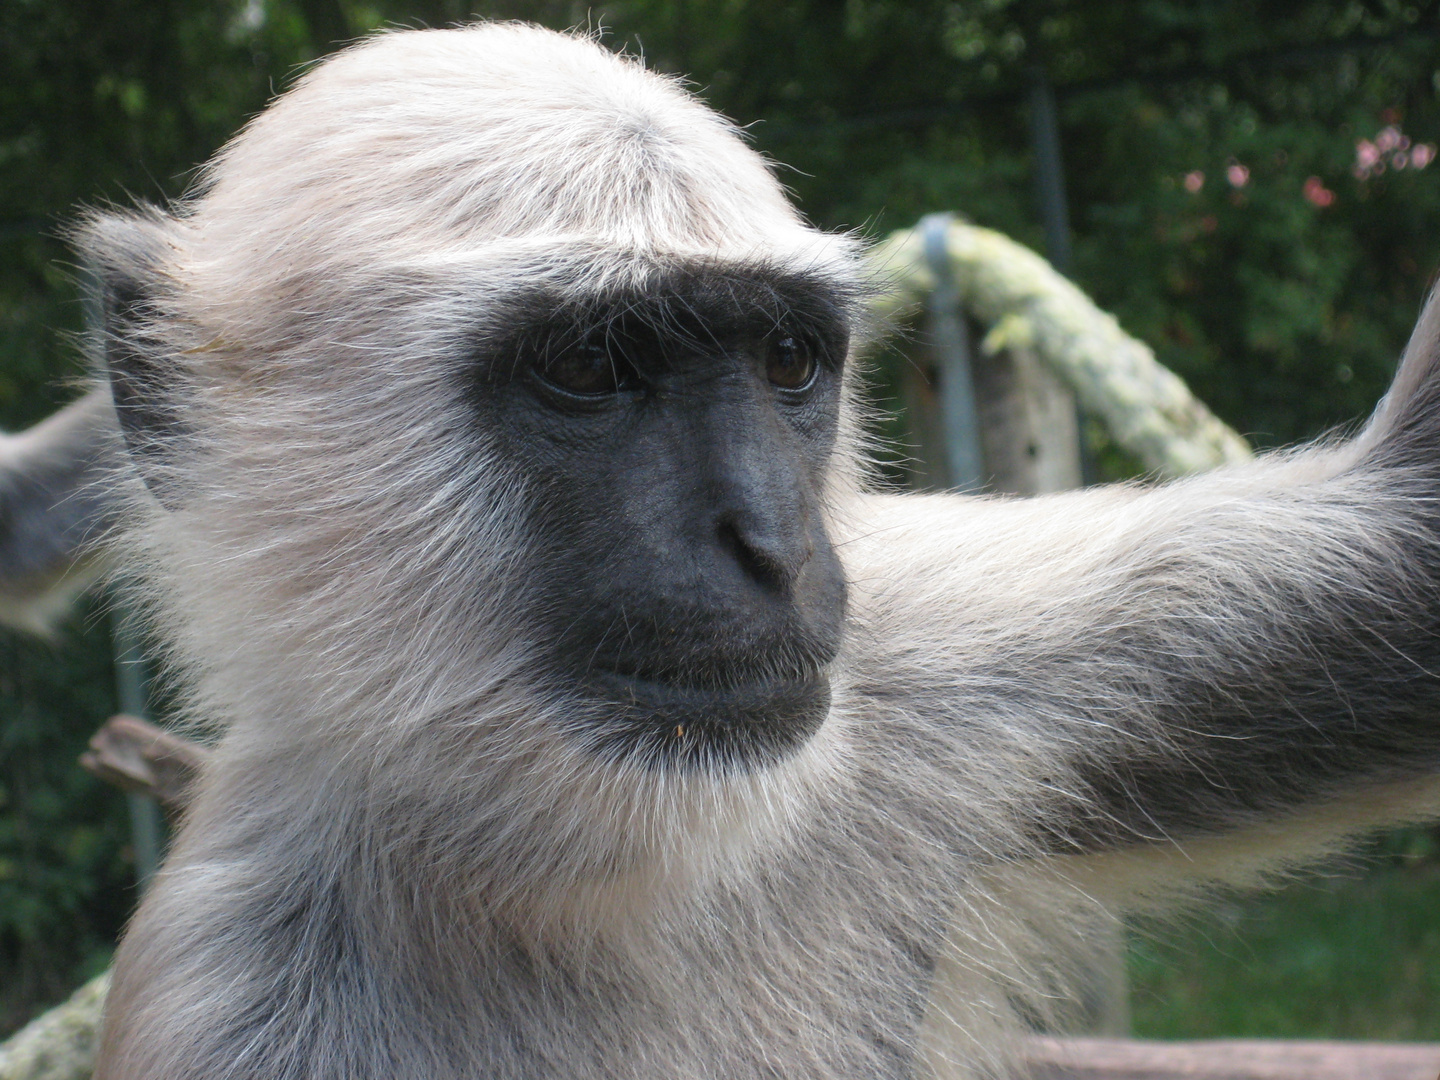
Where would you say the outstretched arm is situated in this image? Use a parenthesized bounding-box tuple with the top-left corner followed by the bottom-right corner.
(842, 292, 1440, 857)
(0, 389, 119, 635)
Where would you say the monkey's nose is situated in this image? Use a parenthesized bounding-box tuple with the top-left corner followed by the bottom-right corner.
(717, 509, 814, 597)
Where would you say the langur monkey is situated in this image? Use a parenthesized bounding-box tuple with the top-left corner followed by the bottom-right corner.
(82, 22, 1440, 1080)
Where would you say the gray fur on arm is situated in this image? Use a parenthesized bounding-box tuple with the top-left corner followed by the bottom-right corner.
(0, 389, 119, 634)
(843, 289, 1440, 858)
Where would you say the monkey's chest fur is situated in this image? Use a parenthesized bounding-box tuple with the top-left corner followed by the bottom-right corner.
(158, 826, 947, 1080)
(450, 899, 935, 1079)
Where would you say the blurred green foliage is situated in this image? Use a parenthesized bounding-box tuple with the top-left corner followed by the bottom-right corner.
(2, 0, 1439, 1038)
(0, 598, 127, 1035)
(1130, 858, 1440, 1039)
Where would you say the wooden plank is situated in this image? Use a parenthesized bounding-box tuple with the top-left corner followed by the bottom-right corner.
(1023, 1036, 1440, 1080)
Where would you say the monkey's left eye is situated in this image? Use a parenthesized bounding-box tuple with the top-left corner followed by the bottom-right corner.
(536, 341, 638, 398)
(766, 335, 818, 393)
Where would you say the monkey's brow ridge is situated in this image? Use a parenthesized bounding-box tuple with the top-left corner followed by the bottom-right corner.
(474, 264, 861, 360)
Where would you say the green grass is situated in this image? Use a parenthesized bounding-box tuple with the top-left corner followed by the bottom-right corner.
(1128, 858, 1440, 1040)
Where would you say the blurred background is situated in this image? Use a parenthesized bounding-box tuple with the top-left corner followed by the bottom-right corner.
(3, 0, 1440, 1041)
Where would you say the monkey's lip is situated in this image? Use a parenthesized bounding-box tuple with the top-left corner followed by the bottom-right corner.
(580, 666, 832, 767)
(586, 666, 827, 710)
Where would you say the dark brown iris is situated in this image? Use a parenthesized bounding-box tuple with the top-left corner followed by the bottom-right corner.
(541, 342, 624, 396)
(766, 335, 817, 392)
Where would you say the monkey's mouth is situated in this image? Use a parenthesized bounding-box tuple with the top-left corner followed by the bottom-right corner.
(579, 667, 832, 771)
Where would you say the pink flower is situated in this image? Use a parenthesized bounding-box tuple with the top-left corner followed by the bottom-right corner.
(1303, 176, 1335, 207)
(1411, 143, 1435, 169)
(1183, 170, 1205, 193)
(1226, 163, 1250, 188)
(1392, 150, 1409, 170)
(1376, 125, 1403, 152)
(1356, 140, 1380, 169)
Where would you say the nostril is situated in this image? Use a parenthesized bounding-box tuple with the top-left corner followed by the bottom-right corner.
(717, 514, 811, 595)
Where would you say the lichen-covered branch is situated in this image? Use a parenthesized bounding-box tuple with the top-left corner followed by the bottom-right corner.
(0, 973, 108, 1080)
(868, 219, 1253, 478)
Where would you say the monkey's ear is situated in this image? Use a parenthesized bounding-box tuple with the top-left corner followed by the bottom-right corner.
(77, 209, 190, 508)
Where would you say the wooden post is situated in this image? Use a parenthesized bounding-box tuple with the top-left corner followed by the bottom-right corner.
(970, 335, 1082, 495)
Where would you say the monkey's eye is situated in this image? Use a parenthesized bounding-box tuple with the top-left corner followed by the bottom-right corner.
(765, 335, 818, 394)
(536, 340, 638, 398)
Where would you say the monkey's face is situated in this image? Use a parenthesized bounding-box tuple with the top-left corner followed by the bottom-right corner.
(87, 26, 873, 887)
(473, 262, 854, 773)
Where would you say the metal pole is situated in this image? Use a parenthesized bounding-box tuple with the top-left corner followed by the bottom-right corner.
(113, 607, 162, 887)
(1028, 68, 1100, 484)
(921, 213, 985, 492)
(1028, 67, 1073, 275)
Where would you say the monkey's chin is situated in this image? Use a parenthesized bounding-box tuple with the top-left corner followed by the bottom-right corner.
(579, 669, 832, 772)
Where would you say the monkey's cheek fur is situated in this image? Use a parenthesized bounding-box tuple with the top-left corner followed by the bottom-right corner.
(580, 668, 833, 770)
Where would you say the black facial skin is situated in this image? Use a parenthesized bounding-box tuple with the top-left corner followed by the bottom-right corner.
(472, 264, 856, 772)
(103, 277, 194, 511)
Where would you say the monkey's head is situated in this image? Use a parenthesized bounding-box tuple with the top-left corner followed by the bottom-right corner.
(83, 24, 869, 899)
